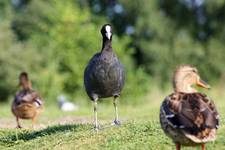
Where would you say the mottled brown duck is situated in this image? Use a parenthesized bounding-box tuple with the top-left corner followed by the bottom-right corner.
(160, 65, 219, 150)
(12, 72, 43, 128)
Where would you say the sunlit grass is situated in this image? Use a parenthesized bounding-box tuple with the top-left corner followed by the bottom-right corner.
(0, 86, 224, 149)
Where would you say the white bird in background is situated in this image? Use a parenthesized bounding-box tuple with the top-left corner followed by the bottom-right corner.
(57, 95, 79, 112)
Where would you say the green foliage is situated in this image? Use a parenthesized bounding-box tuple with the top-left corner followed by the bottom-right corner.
(0, 20, 43, 100)
(130, 0, 225, 83)
(1, 0, 149, 102)
(87, 0, 225, 84)
(0, 0, 224, 102)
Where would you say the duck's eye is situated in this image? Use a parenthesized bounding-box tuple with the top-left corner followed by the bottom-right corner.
(192, 69, 197, 73)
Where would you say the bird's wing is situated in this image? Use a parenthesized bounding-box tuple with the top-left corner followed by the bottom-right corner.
(14, 90, 43, 106)
(162, 92, 219, 139)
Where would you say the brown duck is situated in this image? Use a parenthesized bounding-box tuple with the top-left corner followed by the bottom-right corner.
(160, 65, 219, 150)
(12, 72, 43, 128)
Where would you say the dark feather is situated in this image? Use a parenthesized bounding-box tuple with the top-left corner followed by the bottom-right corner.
(84, 26, 125, 101)
(14, 89, 43, 106)
(162, 93, 219, 136)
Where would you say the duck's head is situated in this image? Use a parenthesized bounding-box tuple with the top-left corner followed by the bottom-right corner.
(173, 65, 210, 93)
(101, 24, 112, 40)
(19, 72, 32, 90)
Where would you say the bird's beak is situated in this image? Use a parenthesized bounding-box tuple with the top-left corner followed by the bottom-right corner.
(106, 32, 112, 40)
(196, 79, 211, 89)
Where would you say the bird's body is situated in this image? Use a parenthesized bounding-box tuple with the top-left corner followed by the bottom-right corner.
(84, 51, 125, 100)
(12, 89, 43, 119)
(12, 72, 43, 128)
(160, 92, 219, 146)
(160, 65, 219, 150)
(84, 24, 125, 130)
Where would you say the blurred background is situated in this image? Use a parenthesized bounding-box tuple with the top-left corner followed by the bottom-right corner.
(0, 0, 224, 104)
(0, 1, 225, 148)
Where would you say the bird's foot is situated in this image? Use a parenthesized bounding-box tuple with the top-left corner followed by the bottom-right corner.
(112, 120, 121, 126)
(94, 125, 100, 131)
(17, 125, 22, 129)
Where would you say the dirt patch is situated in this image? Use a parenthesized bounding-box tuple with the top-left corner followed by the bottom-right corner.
(0, 116, 93, 130)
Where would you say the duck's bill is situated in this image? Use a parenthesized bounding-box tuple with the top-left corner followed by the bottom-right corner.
(197, 79, 211, 89)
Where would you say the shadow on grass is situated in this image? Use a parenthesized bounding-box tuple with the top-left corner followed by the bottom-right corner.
(0, 124, 92, 147)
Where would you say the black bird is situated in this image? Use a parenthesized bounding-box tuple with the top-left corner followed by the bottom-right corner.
(84, 24, 125, 130)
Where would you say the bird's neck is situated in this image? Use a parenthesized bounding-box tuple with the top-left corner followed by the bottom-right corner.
(20, 82, 32, 91)
(174, 82, 197, 93)
(102, 38, 112, 52)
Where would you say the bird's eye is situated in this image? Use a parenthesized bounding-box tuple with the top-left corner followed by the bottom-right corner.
(192, 69, 197, 73)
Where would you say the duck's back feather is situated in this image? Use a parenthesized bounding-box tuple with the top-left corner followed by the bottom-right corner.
(12, 89, 43, 119)
(160, 92, 219, 143)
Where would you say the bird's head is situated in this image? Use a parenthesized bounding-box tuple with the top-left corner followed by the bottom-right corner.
(101, 24, 112, 40)
(18, 72, 32, 90)
(173, 65, 210, 93)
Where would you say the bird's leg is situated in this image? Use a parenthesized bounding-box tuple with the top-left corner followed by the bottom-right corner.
(31, 117, 36, 129)
(16, 117, 22, 128)
(93, 99, 99, 131)
(113, 96, 120, 125)
(201, 144, 205, 150)
(176, 144, 181, 150)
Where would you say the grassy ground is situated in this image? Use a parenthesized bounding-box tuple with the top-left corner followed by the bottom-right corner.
(0, 87, 224, 150)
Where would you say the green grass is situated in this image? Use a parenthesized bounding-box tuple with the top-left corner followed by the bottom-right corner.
(0, 87, 225, 150)
(0, 122, 224, 150)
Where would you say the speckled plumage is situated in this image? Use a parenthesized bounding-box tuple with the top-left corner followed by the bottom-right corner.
(160, 65, 219, 149)
(12, 89, 43, 120)
(12, 72, 43, 128)
(160, 92, 219, 146)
